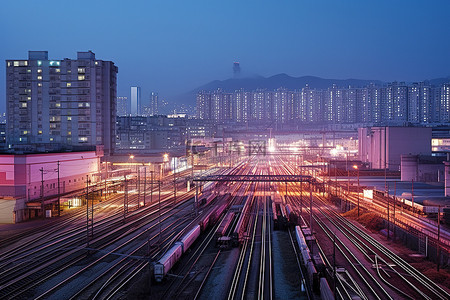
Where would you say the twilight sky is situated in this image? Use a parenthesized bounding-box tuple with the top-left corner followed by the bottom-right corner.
(1, 0, 450, 111)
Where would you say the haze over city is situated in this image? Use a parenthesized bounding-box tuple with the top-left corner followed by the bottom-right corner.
(1, 0, 450, 112)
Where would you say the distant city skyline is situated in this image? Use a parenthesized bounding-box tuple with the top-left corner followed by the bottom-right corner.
(1, 0, 450, 113)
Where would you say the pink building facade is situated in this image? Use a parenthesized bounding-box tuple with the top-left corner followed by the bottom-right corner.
(0, 151, 102, 223)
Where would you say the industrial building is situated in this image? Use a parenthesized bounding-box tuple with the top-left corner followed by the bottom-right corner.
(358, 126, 432, 170)
(0, 149, 103, 223)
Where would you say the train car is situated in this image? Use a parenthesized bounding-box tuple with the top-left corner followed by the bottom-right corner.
(199, 206, 217, 231)
(285, 204, 300, 226)
(216, 212, 235, 239)
(213, 202, 228, 222)
(202, 181, 216, 193)
(198, 193, 216, 207)
(154, 242, 183, 282)
(306, 261, 319, 292)
(180, 225, 201, 252)
(232, 196, 253, 245)
(320, 277, 335, 300)
(279, 204, 288, 229)
(272, 202, 279, 230)
(295, 226, 311, 265)
(312, 252, 326, 275)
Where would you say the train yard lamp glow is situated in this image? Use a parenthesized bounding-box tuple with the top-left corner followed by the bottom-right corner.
(353, 165, 360, 217)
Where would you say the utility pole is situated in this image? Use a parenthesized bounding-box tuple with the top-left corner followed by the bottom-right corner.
(57, 161, 60, 217)
(195, 184, 199, 217)
(104, 168, 107, 203)
(90, 176, 93, 238)
(393, 181, 396, 241)
(158, 179, 162, 248)
(334, 162, 337, 197)
(387, 183, 390, 240)
(357, 167, 360, 217)
(309, 180, 313, 253)
(333, 231, 337, 299)
(150, 170, 154, 204)
(173, 162, 177, 205)
(437, 205, 441, 272)
(411, 179, 415, 214)
(300, 175, 303, 214)
(143, 167, 147, 206)
(137, 166, 140, 209)
(40, 168, 45, 219)
(105, 161, 108, 202)
(124, 174, 128, 223)
(86, 175, 91, 247)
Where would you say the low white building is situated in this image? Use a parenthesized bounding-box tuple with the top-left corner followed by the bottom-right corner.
(358, 126, 432, 170)
(0, 150, 102, 223)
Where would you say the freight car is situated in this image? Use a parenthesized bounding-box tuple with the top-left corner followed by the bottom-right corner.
(285, 204, 300, 226)
(154, 199, 224, 282)
(294, 226, 331, 296)
(154, 225, 201, 282)
(232, 196, 254, 245)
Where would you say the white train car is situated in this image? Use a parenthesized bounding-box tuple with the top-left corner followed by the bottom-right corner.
(154, 243, 183, 282)
(154, 225, 201, 282)
(180, 225, 201, 252)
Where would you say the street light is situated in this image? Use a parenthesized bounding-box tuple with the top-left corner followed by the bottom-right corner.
(353, 165, 360, 217)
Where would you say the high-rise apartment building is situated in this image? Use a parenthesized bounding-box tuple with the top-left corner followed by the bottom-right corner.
(6, 51, 118, 154)
(116, 96, 129, 116)
(150, 92, 159, 115)
(130, 86, 141, 116)
(196, 81, 450, 126)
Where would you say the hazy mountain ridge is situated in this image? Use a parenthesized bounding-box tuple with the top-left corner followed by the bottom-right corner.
(174, 74, 450, 106)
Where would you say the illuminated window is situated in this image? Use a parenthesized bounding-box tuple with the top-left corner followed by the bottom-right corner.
(50, 138, 54, 141)
(78, 68, 85, 73)
(78, 75, 85, 80)
(27, 97, 31, 100)
(66, 83, 71, 87)
(85, 102, 90, 107)
(37, 61, 42, 66)
(55, 68, 60, 73)
(67, 116, 72, 121)
(95, 61, 99, 65)
(21, 102, 27, 108)
(56, 103, 61, 107)
(79, 137, 88, 142)
(49, 61, 60, 66)
(14, 61, 19, 67)
(38, 130, 42, 134)
(38, 83, 42, 87)
(78, 103, 83, 107)
(37, 76, 42, 80)
(68, 131, 71, 135)
(27, 69, 31, 73)
(7, 62, 11, 67)
(37, 69, 42, 73)
(23, 130, 28, 134)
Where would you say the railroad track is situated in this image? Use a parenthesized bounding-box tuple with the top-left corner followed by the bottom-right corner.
(282, 159, 450, 299)
(0, 188, 195, 299)
(313, 193, 450, 300)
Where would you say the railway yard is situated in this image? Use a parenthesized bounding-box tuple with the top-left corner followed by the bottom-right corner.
(1, 155, 450, 299)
